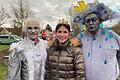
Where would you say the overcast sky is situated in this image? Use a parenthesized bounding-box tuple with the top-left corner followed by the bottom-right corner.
(0, 0, 120, 29)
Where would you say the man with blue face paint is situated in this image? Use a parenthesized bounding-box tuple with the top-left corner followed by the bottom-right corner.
(7, 18, 48, 80)
(75, 2, 120, 80)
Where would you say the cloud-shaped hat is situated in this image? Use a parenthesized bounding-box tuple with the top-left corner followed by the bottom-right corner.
(74, 2, 113, 24)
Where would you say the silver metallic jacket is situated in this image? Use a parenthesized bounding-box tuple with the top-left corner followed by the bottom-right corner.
(7, 38, 47, 80)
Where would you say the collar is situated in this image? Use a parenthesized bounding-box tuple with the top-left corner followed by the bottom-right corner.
(24, 37, 39, 45)
(53, 39, 70, 50)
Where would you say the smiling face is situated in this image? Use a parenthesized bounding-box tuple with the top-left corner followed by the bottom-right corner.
(85, 13, 100, 35)
(27, 26, 39, 40)
(56, 26, 70, 44)
(24, 19, 40, 40)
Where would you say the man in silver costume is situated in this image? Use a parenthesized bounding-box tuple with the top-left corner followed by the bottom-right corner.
(7, 18, 47, 80)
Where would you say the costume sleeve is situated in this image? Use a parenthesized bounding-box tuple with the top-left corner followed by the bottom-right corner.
(112, 31, 120, 49)
(40, 46, 48, 80)
(7, 43, 22, 80)
(74, 47, 85, 80)
(112, 31, 120, 68)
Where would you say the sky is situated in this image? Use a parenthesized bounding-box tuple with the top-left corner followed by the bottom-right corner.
(0, 0, 120, 29)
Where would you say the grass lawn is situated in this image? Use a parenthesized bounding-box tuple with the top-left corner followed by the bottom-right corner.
(0, 63, 7, 80)
(0, 45, 10, 52)
(0, 45, 10, 62)
(0, 45, 9, 80)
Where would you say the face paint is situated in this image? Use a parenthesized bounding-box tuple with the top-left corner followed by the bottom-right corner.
(27, 26, 39, 40)
(96, 3, 110, 21)
(27, 27, 39, 33)
(100, 9, 109, 21)
(85, 13, 100, 35)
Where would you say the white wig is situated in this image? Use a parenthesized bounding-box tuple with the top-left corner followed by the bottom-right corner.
(23, 18, 41, 33)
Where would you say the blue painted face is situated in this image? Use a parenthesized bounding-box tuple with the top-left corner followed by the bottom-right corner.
(85, 13, 100, 35)
(99, 9, 109, 21)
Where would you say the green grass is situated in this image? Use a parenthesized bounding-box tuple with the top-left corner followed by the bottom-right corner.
(0, 45, 12, 80)
(0, 63, 7, 80)
(0, 45, 9, 80)
(0, 45, 10, 52)
(119, 70, 120, 80)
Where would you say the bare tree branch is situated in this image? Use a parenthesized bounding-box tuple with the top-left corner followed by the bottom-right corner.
(66, 6, 80, 36)
(9, 0, 33, 36)
(0, 6, 10, 26)
(10, 0, 33, 28)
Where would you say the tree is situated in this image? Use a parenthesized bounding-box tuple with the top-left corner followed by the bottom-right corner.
(66, 6, 80, 36)
(112, 24, 120, 35)
(0, 6, 10, 27)
(116, 6, 120, 24)
(10, 0, 33, 36)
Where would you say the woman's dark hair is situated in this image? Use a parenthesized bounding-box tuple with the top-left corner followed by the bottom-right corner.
(55, 23, 70, 32)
